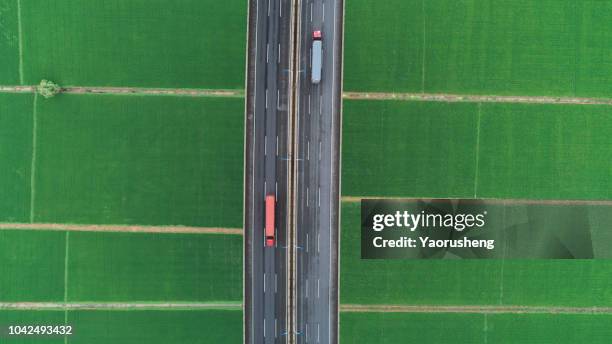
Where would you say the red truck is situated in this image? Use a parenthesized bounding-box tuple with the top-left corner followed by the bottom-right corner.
(265, 195, 275, 247)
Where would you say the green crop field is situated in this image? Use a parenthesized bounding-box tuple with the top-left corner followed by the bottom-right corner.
(345, 0, 612, 97)
(340, 312, 612, 344)
(0, 229, 242, 303)
(0, 310, 242, 343)
(67, 310, 242, 343)
(68, 231, 242, 302)
(0, 93, 33, 222)
(0, 0, 20, 84)
(0, 310, 65, 344)
(18, 0, 246, 89)
(0, 230, 65, 301)
(1, 1, 247, 341)
(340, 202, 612, 306)
(342, 99, 612, 200)
(341, 100, 478, 198)
(34, 94, 243, 228)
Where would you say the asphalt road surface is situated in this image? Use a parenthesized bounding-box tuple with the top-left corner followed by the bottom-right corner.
(245, 0, 293, 343)
(295, 0, 342, 343)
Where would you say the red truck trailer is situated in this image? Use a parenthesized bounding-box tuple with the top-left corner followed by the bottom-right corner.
(265, 195, 275, 247)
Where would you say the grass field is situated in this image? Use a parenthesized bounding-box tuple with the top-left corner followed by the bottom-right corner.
(342, 99, 612, 200)
(17, 0, 246, 89)
(0, 230, 64, 301)
(33, 94, 243, 227)
(342, 100, 478, 197)
(340, 312, 612, 344)
(0, 310, 65, 344)
(0, 229, 242, 302)
(340, 202, 612, 306)
(67, 309, 242, 343)
(0, 0, 20, 84)
(0, 93, 33, 222)
(344, 0, 612, 97)
(0, 310, 242, 343)
(68, 231, 242, 302)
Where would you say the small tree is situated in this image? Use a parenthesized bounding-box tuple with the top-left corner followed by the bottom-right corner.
(37, 80, 62, 99)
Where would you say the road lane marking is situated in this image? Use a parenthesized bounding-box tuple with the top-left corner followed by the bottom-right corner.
(264, 272, 266, 292)
(317, 233, 320, 253)
(307, 141, 310, 160)
(278, 43, 281, 64)
(266, 43, 269, 63)
(265, 89, 268, 108)
(308, 94, 311, 114)
(322, 4, 325, 22)
(306, 279, 309, 297)
(306, 187, 309, 206)
(320, 95, 323, 113)
(264, 318, 266, 338)
(275, 181, 278, 199)
(267, 0, 270, 16)
(319, 141, 321, 161)
(317, 323, 320, 342)
(279, 0, 282, 17)
(264, 135, 267, 155)
(310, 3, 313, 22)
(276, 135, 279, 156)
(306, 233, 309, 252)
(318, 187, 320, 206)
(317, 279, 320, 298)
(277, 89, 280, 108)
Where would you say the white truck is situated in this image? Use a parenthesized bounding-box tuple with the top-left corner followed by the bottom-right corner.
(311, 30, 322, 84)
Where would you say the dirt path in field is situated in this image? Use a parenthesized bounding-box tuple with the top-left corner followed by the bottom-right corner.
(340, 196, 612, 206)
(341, 304, 612, 314)
(0, 302, 242, 310)
(0, 222, 243, 235)
(343, 91, 612, 105)
(0, 85, 243, 97)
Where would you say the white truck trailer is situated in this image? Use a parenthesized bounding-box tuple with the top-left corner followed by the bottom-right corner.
(311, 30, 322, 84)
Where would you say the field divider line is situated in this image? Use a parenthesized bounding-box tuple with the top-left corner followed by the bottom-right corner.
(0, 222, 243, 235)
(0, 302, 243, 311)
(340, 196, 612, 206)
(0, 85, 244, 97)
(29, 93, 38, 223)
(340, 304, 612, 315)
(473, 103, 482, 198)
(343, 92, 612, 106)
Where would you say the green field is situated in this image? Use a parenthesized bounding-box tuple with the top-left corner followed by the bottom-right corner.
(0, 93, 33, 222)
(34, 94, 243, 227)
(0, 230, 65, 301)
(68, 231, 242, 302)
(342, 99, 612, 200)
(345, 0, 612, 97)
(340, 202, 612, 306)
(67, 310, 242, 343)
(0, 310, 242, 343)
(18, 0, 246, 89)
(340, 312, 612, 344)
(0, 310, 65, 344)
(341, 100, 478, 198)
(0, 0, 20, 84)
(0, 230, 242, 302)
(477, 103, 612, 199)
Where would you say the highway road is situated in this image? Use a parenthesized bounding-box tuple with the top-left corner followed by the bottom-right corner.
(244, 0, 293, 343)
(294, 0, 342, 343)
